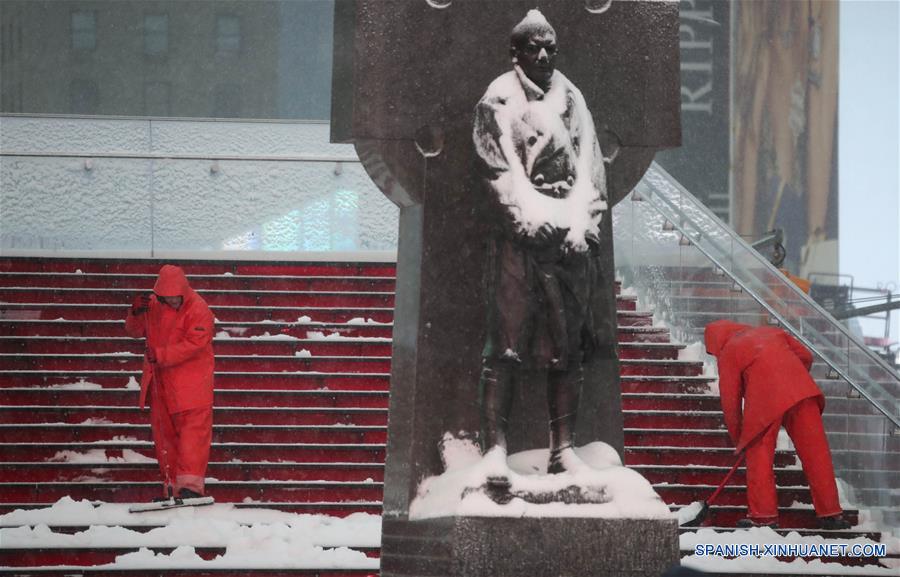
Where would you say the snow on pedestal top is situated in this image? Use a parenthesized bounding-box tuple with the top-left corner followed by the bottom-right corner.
(409, 441, 673, 520)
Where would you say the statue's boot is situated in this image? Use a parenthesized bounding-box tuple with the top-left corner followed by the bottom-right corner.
(479, 360, 515, 497)
(547, 367, 587, 475)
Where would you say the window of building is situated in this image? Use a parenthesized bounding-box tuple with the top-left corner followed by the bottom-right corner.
(216, 15, 241, 53)
(213, 83, 242, 117)
(71, 11, 96, 51)
(143, 14, 168, 55)
(143, 81, 171, 116)
(69, 78, 99, 114)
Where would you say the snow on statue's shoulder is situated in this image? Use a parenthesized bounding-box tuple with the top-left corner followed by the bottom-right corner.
(409, 439, 672, 520)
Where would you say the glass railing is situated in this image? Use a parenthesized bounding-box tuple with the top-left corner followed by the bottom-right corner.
(0, 115, 398, 257)
(615, 162, 899, 525)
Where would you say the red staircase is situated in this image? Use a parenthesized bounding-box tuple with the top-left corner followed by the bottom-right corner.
(0, 257, 895, 576)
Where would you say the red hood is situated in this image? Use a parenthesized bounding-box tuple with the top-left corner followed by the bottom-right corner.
(704, 320, 751, 356)
(153, 265, 192, 299)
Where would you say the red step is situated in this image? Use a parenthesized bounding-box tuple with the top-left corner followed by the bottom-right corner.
(0, 288, 396, 308)
(0, 481, 385, 503)
(0, 501, 383, 517)
(617, 326, 672, 342)
(619, 359, 703, 377)
(634, 465, 808, 486)
(625, 428, 733, 448)
(625, 447, 795, 467)
(0, 406, 389, 426)
(1, 388, 390, 409)
(0, 336, 393, 357)
(656, 484, 811, 506)
(0, 354, 392, 373)
(679, 506, 860, 531)
(0, 304, 395, 323)
(0, 371, 391, 391)
(620, 377, 715, 394)
(0, 443, 386, 464)
(623, 411, 725, 429)
(0, 423, 387, 444)
(0, 320, 395, 339)
(0, 462, 385, 483)
(0, 257, 396, 277)
(0, 272, 396, 291)
(616, 343, 683, 359)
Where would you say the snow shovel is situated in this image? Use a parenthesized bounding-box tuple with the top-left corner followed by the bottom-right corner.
(677, 450, 745, 527)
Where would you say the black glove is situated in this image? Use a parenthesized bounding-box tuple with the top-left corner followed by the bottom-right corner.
(131, 294, 151, 316)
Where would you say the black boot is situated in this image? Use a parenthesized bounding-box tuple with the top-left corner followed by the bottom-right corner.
(479, 359, 516, 455)
(479, 359, 516, 499)
(547, 367, 583, 474)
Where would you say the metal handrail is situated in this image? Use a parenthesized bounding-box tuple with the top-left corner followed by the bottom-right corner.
(635, 162, 900, 430)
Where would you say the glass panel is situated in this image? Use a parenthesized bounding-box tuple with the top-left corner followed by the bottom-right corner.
(71, 11, 96, 51)
(0, 117, 398, 255)
(143, 14, 169, 56)
(216, 15, 241, 54)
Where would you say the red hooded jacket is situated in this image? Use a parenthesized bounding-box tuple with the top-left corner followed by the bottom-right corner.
(125, 265, 215, 412)
(704, 320, 824, 452)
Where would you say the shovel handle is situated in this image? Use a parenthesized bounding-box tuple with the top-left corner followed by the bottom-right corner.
(707, 450, 746, 506)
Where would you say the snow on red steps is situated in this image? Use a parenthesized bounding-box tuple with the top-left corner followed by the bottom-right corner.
(0, 257, 892, 576)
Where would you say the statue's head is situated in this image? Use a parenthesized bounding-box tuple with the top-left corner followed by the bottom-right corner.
(510, 9, 558, 91)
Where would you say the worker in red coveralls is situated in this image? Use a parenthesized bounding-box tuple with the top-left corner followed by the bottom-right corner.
(125, 264, 215, 501)
(704, 320, 851, 530)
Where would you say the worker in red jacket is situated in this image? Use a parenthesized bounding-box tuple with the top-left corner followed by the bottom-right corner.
(125, 265, 215, 501)
(704, 320, 850, 530)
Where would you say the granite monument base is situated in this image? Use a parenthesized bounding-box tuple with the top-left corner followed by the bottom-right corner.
(381, 516, 679, 577)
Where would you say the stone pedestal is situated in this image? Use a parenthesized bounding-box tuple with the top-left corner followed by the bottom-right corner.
(381, 517, 679, 577)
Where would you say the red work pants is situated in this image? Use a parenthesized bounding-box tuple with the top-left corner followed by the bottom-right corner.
(745, 396, 842, 521)
(150, 396, 212, 497)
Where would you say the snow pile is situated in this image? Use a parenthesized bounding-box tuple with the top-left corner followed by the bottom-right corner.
(0, 498, 381, 569)
(675, 500, 705, 525)
(252, 332, 299, 341)
(295, 349, 312, 358)
(409, 440, 671, 520)
(677, 342, 706, 362)
(345, 317, 390, 326)
(776, 428, 795, 451)
(306, 331, 390, 342)
(125, 376, 141, 390)
(48, 449, 156, 464)
(80, 417, 115, 425)
(49, 380, 104, 390)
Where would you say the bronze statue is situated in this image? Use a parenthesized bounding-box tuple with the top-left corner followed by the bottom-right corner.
(473, 9, 608, 478)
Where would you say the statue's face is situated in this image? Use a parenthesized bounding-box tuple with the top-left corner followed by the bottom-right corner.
(515, 31, 557, 89)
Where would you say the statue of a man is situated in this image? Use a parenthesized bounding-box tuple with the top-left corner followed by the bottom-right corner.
(472, 9, 608, 477)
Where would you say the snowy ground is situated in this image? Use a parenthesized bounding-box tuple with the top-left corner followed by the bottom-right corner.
(0, 498, 380, 570)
